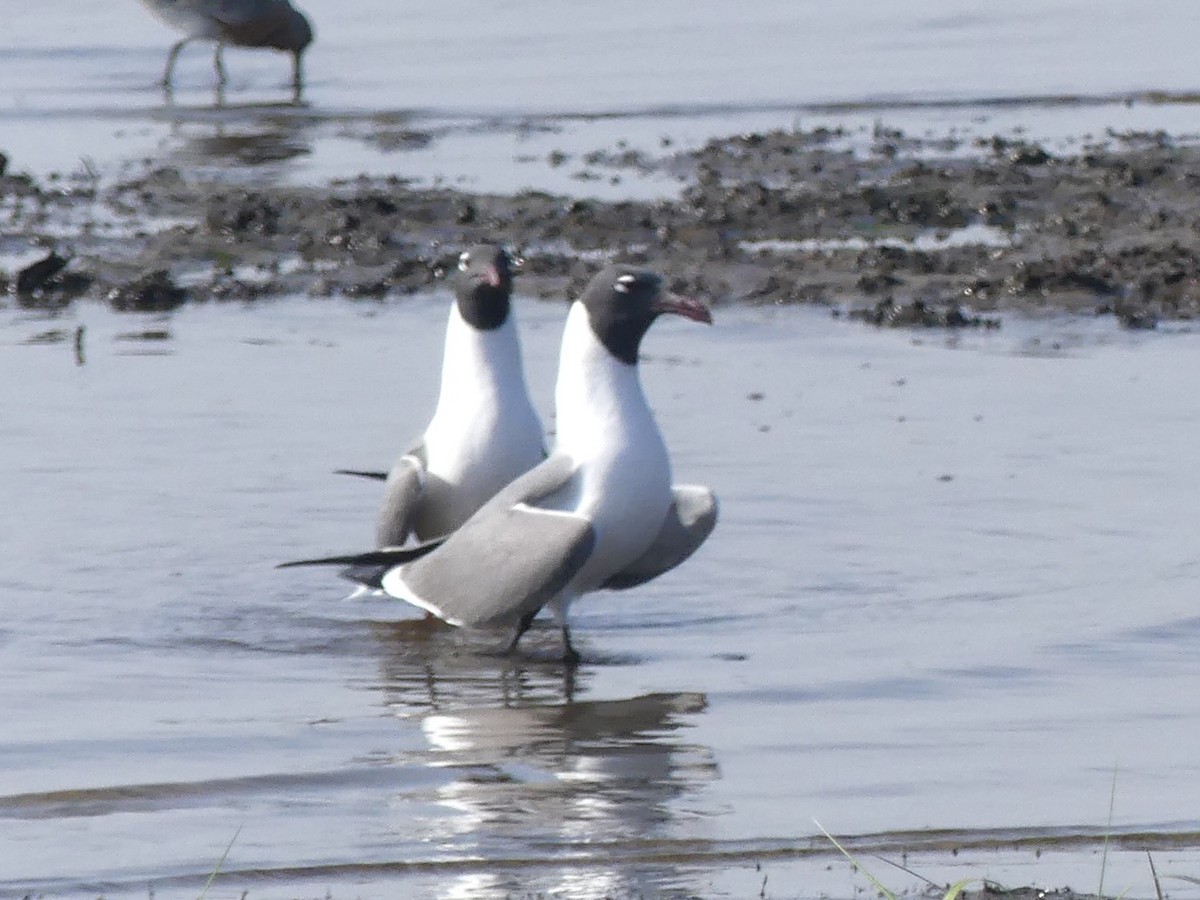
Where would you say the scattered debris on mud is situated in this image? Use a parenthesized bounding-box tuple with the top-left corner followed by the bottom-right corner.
(4, 121, 1200, 329)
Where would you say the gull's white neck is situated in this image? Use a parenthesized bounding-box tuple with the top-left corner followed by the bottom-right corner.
(551, 301, 673, 597)
(553, 302, 663, 465)
(412, 297, 543, 540)
(432, 302, 528, 419)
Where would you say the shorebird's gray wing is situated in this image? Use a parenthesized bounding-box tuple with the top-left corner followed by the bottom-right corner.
(205, 0, 290, 27)
(382, 455, 594, 629)
(602, 485, 718, 590)
(375, 446, 428, 548)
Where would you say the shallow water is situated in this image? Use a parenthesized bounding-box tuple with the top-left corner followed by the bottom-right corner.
(9, 0, 1200, 113)
(5, 298, 1200, 898)
(7, 3, 1200, 897)
(5, 0, 1200, 196)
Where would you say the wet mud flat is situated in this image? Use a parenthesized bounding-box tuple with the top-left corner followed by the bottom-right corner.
(4, 120, 1200, 329)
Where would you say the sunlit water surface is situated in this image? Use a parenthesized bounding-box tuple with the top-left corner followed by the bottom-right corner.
(6, 2, 1200, 896)
(4, 298, 1200, 897)
(3, 0, 1200, 196)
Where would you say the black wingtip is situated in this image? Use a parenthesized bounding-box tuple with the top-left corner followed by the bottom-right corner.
(277, 538, 446, 571)
(277, 553, 370, 570)
(334, 469, 389, 481)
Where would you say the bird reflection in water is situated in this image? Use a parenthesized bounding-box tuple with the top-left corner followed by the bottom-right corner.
(178, 123, 311, 165)
(159, 106, 314, 173)
(370, 619, 719, 899)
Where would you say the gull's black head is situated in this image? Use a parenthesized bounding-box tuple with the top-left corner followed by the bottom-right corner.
(452, 245, 516, 331)
(578, 265, 712, 365)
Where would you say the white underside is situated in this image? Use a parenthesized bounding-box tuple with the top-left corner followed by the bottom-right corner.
(546, 303, 674, 603)
(381, 567, 460, 625)
(409, 304, 544, 538)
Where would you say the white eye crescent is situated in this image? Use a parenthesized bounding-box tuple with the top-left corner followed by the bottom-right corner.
(457, 252, 470, 271)
(614, 274, 636, 293)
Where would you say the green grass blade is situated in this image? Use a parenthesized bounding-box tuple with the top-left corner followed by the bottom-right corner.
(1099, 764, 1119, 899)
(942, 877, 977, 900)
(872, 850, 978, 900)
(198, 825, 242, 900)
(814, 819, 898, 900)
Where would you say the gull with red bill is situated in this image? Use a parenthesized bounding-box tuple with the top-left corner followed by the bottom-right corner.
(337, 244, 545, 550)
(283, 264, 717, 663)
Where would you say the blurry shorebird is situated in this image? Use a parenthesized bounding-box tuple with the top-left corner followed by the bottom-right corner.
(338, 245, 546, 549)
(283, 265, 718, 664)
(138, 0, 314, 93)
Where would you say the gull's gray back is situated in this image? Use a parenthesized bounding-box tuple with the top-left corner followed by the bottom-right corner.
(391, 456, 594, 628)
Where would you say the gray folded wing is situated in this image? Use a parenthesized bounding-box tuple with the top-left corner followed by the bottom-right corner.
(602, 485, 718, 590)
(375, 447, 427, 547)
(208, 0, 292, 27)
(383, 455, 594, 629)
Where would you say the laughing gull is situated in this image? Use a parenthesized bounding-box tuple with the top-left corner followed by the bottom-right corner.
(342, 245, 545, 549)
(283, 265, 718, 663)
(138, 0, 314, 92)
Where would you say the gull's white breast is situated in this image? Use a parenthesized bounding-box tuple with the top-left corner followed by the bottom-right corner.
(551, 303, 673, 594)
(419, 305, 543, 536)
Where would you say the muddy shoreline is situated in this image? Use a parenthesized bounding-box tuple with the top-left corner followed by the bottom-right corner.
(4, 120, 1200, 330)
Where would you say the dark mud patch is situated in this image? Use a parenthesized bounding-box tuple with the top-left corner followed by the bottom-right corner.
(6, 120, 1200, 329)
(107, 269, 189, 312)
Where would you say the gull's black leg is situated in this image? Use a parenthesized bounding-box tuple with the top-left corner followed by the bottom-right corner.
(507, 610, 537, 654)
(561, 625, 581, 667)
(213, 43, 227, 85)
(163, 38, 189, 87)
